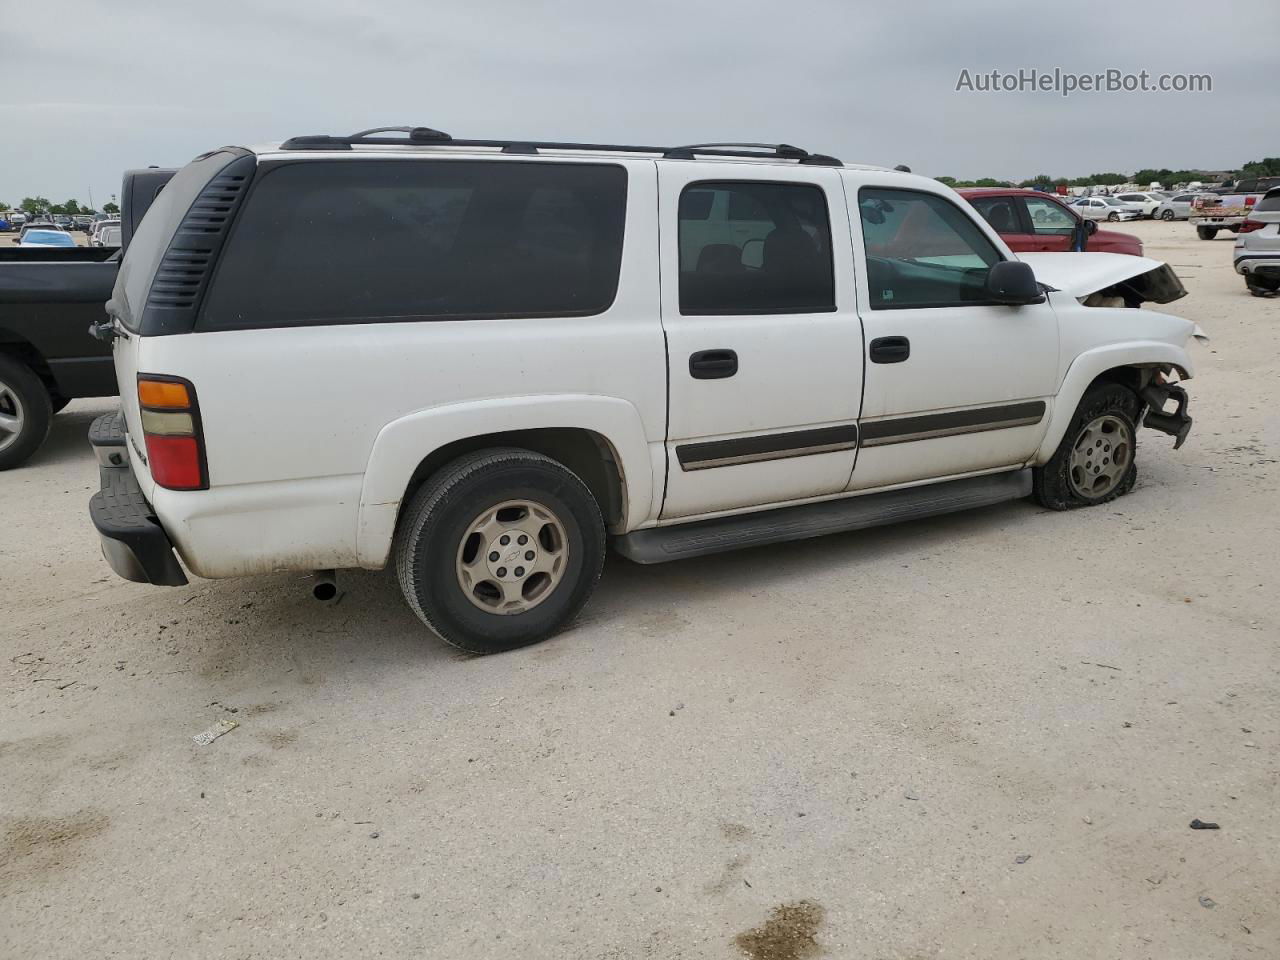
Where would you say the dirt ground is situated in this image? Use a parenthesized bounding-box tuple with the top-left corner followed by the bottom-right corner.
(2, 219, 1277, 959)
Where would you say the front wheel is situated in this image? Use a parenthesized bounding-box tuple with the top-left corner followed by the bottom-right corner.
(0, 354, 53, 470)
(1033, 384, 1140, 511)
(1107, 212, 1120, 221)
(1161, 209, 1175, 221)
(394, 448, 606, 654)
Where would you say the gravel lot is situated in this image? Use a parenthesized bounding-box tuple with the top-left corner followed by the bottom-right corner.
(2, 219, 1277, 959)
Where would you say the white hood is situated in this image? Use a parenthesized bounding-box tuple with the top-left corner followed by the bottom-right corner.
(1017, 252, 1179, 300)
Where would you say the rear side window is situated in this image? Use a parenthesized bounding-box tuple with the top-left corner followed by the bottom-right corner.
(678, 181, 835, 315)
(858, 187, 1002, 309)
(1254, 191, 1280, 213)
(200, 160, 627, 328)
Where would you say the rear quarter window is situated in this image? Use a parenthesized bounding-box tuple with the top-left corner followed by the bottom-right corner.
(199, 159, 628, 329)
(114, 150, 244, 331)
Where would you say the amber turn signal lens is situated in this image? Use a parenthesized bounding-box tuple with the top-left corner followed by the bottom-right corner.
(138, 378, 192, 409)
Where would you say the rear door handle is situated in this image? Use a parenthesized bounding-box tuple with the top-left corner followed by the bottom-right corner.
(869, 336, 910, 364)
(689, 349, 738, 379)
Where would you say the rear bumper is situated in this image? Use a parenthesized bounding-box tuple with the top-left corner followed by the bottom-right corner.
(88, 412, 187, 586)
(1234, 256, 1280, 277)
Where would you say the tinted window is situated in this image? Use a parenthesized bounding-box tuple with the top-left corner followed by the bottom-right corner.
(115, 149, 242, 331)
(1024, 197, 1077, 236)
(858, 188, 1001, 309)
(1255, 191, 1280, 213)
(201, 160, 627, 328)
(678, 181, 834, 315)
(969, 197, 1021, 234)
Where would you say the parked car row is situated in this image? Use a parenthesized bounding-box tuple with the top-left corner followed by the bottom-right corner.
(0, 212, 116, 233)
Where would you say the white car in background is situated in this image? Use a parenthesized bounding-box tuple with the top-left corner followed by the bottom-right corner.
(89, 219, 121, 244)
(92, 225, 123, 248)
(1073, 196, 1143, 222)
(1115, 192, 1166, 219)
(1153, 193, 1204, 221)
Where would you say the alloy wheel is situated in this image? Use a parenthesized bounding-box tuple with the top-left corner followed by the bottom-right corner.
(455, 499, 569, 614)
(0, 380, 25, 454)
(1068, 414, 1133, 498)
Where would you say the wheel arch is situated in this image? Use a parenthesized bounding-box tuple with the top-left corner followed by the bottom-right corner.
(355, 395, 656, 569)
(0, 327, 58, 398)
(1033, 343, 1193, 465)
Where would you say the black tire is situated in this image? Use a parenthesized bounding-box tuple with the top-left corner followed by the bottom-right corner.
(394, 448, 606, 654)
(1246, 274, 1279, 297)
(1033, 383, 1140, 511)
(1161, 209, 1175, 221)
(1107, 212, 1120, 221)
(1196, 226, 1218, 240)
(0, 354, 53, 470)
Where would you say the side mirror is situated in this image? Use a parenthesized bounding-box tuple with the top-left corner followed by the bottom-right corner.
(986, 260, 1045, 305)
(1084, 219, 1098, 235)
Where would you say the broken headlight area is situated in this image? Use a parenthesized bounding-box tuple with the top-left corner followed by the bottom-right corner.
(1080, 263, 1188, 309)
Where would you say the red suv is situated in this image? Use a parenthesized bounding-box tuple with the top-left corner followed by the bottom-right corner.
(958, 188, 1143, 257)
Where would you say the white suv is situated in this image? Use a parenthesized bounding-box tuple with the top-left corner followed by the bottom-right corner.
(89, 126, 1203, 653)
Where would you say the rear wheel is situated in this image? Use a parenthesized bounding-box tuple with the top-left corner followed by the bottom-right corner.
(0, 354, 52, 470)
(1033, 384, 1140, 511)
(394, 448, 606, 654)
(1197, 226, 1218, 240)
(1246, 274, 1280, 297)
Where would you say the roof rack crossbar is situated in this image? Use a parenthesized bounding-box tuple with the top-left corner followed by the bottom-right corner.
(278, 128, 841, 165)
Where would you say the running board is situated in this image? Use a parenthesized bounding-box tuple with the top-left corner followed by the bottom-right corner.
(614, 469, 1032, 564)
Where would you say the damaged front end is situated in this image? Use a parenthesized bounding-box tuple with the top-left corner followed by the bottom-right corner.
(1140, 369, 1193, 449)
(1018, 252, 1188, 308)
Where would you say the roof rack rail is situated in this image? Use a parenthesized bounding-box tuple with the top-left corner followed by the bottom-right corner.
(278, 127, 842, 165)
(661, 142, 841, 166)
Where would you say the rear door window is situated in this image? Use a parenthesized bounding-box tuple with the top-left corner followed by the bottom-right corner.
(677, 181, 835, 315)
(200, 160, 627, 328)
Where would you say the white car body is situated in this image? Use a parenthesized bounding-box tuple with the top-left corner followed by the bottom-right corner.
(1115, 192, 1165, 218)
(1153, 193, 1204, 221)
(89, 134, 1202, 647)
(93, 225, 122, 247)
(1073, 197, 1144, 222)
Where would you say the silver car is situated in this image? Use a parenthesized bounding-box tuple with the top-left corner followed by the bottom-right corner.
(1153, 193, 1204, 221)
(1234, 187, 1280, 296)
(1073, 196, 1143, 222)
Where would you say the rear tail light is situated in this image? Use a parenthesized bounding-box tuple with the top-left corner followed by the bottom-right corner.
(137, 375, 207, 490)
(1239, 219, 1265, 233)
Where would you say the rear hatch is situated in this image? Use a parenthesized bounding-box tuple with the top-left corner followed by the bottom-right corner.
(1239, 190, 1280, 252)
(107, 149, 255, 497)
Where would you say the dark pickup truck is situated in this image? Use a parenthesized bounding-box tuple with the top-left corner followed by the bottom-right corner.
(0, 167, 174, 468)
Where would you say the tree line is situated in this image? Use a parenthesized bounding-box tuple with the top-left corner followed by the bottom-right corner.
(934, 156, 1279, 190)
(0, 196, 119, 215)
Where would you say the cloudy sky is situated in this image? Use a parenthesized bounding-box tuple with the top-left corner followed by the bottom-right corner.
(2, 0, 1276, 207)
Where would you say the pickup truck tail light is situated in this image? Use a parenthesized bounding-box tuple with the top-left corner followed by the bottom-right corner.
(1238, 218, 1265, 233)
(137, 375, 208, 490)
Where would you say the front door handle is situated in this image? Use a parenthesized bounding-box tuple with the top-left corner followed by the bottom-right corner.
(689, 349, 738, 379)
(869, 336, 910, 364)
